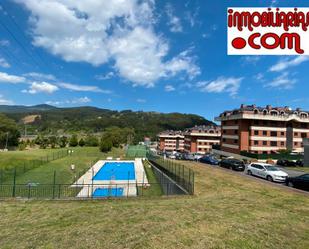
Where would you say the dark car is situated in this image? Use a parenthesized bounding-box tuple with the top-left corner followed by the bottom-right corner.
(219, 158, 245, 171)
(276, 159, 297, 167)
(199, 156, 219, 165)
(296, 160, 304, 167)
(286, 174, 309, 191)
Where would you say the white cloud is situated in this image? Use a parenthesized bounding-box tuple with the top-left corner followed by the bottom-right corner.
(242, 56, 261, 65)
(46, 96, 91, 106)
(23, 81, 59, 94)
(136, 98, 146, 103)
(23, 72, 56, 81)
(164, 85, 175, 92)
(265, 72, 296, 89)
(197, 77, 244, 96)
(58, 82, 111, 93)
(0, 40, 10, 46)
(0, 72, 25, 83)
(71, 96, 91, 104)
(16, 0, 199, 87)
(269, 56, 309, 72)
(95, 72, 115, 80)
(0, 58, 10, 68)
(0, 94, 13, 105)
(254, 73, 264, 81)
(166, 3, 183, 33)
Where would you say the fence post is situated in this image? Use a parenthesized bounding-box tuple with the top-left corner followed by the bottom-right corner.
(28, 184, 31, 199)
(192, 171, 195, 195)
(12, 168, 16, 197)
(127, 171, 130, 198)
(52, 171, 56, 199)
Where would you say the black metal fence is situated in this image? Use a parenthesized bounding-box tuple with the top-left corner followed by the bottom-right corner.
(147, 153, 195, 195)
(0, 182, 179, 199)
(0, 149, 70, 184)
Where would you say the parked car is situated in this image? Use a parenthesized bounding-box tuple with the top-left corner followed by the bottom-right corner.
(285, 174, 309, 191)
(175, 153, 185, 160)
(219, 158, 245, 171)
(199, 155, 219, 165)
(183, 153, 195, 161)
(296, 159, 304, 167)
(247, 163, 288, 182)
(168, 154, 176, 159)
(276, 159, 297, 167)
(193, 153, 204, 161)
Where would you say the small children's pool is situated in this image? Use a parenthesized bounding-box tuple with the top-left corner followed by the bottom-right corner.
(92, 162, 136, 181)
(93, 188, 124, 197)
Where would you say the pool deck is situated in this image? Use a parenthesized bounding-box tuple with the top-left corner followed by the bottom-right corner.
(72, 158, 149, 198)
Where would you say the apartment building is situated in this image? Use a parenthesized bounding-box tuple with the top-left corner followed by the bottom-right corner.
(157, 130, 184, 152)
(184, 125, 221, 154)
(215, 104, 309, 155)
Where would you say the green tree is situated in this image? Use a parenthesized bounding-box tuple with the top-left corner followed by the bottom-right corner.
(85, 135, 99, 147)
(58, 136, 68, 148)
(49, 136, 58, 148)
(79, 138, 85, 147)
(99, 138, 112, 152)
(69, 134, 78, 147)
(0, 113, 20, 148)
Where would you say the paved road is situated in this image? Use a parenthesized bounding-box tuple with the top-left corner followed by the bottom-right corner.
(276, 167, 305, 177)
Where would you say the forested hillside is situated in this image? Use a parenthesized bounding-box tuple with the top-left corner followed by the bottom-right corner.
(0, 105, 214, 143)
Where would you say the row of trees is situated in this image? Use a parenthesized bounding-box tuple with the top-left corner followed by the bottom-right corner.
(0, 114, 20, 149)
(19, 126, 135, 152)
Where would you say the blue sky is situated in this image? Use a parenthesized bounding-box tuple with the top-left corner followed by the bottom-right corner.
(0, 0, 309, 121)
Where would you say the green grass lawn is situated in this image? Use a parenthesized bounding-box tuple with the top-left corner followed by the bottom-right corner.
(137, 160, 163, 197)
(0, 159, 308, 249)
(1, 147, 125, 185)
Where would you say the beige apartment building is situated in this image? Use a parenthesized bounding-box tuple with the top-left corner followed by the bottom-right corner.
(215, 104, 309, 155)
(157, 130, 184, 152)
(184, 125, 221, 154)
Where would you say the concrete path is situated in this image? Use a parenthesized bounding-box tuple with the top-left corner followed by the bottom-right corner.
(276, 167, 305, 177)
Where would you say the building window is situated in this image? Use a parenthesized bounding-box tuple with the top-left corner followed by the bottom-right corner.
(223, 130, 226, 134)
(234, 130, 238, 135)
(270, 131, 277, 137)
(263, 141, 267, 146)
(294, 142, 298, 146)
(254, 141, 258, 145)
(270, 141, 277, 146)
(263, 121, 268, 125)
(263, 131, 267, 136)
(254, 130, 259, 135)
(234, 120, 238, 124)
(294, 132, 298, 136)
(281, 142, 284, 146)
(223, 138, 226, 142)
(301, 133, 307, 138)
(253, 120, 259, 125)
(281, 132, 284, 136)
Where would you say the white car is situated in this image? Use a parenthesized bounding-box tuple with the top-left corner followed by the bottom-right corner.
(247, 163, 288, 182)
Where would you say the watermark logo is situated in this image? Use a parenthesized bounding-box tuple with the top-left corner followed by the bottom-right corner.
(227, 8, 309, 55)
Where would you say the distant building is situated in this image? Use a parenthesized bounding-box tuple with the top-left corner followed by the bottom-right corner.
(157, 131, 184, 152)
(184, 125, 221, 154)
(215, 104, 309, 155)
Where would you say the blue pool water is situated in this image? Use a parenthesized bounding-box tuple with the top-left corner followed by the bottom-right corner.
(93, 188, 124, 197)
(92, 162, 136, 181)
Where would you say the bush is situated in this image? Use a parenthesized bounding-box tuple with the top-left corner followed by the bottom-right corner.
(58, 136, 68, 148)
(79, 138, 85, 147)
(85, 135, 99, 147)
(69, 134, 78, 147)
(100, 139, 112, 152)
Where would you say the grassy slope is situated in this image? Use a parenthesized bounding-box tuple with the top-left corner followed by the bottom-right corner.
(0, 160, 308, 249)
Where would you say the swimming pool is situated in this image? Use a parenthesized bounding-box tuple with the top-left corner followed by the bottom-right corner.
(93, 188, 124, 197)
(92, 162, 136, 181)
